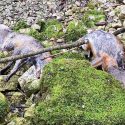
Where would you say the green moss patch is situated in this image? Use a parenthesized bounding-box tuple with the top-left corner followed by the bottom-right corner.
(82, 8, 105, 28)
(0, 93, 8, 123)
(65, 20, 87, 42)
(34, 59, 125, 125)
(13, 20, 29, 31)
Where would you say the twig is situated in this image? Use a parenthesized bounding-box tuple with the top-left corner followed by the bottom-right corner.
(113, 28, 125, 36)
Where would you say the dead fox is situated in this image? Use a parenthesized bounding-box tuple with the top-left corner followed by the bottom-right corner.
(1, 32, 52, 82)
(80, 30, 125, 70)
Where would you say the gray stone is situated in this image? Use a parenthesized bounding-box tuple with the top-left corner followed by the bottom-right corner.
(31, 24, 41, 30)
(18, 66, 41, 96)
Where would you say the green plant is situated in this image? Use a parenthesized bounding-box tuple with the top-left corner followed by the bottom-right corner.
(65, 20, 87, 42)
(82, 8, 105, 28)
(28, 29, 45, 42)
(13, 20, 29, 31)
(44, 19, 64, 39)
(0, 93, 8, 123)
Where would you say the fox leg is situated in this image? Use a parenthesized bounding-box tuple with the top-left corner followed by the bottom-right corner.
(0, 61, 14, 75)
(4, 59, 27, 82)
(91, 57, 103, 68)
(0, 50, 19, 75)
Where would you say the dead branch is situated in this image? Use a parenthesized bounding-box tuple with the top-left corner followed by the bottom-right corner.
(113, 28, 125, 36)
(0, 38, 85, 63)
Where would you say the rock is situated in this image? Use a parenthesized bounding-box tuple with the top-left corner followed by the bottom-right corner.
(7, 117, 30, 125)
(123, 20, 125, 27)
(50, 37, 56, 41)
(0, 92, 8, 123)
(34, 58, 125, 125)
(0, 75, 19, 92)
(52, 13, 57, 18)
(108, 10, 115, 17)
(56, 38, 65, 43)
(31, 24, 40, 30)
(57, 15, 64, 21)
(18, 66, 41, 96)
(111, 21, 122, 28)
(19, 28, 31, 34)
(118, 5, 125, 19)
(7, 92, 25, 106)
(24, 104, 35, 118)
(65, 9, 73, 16)
(75, 1, 81, 7)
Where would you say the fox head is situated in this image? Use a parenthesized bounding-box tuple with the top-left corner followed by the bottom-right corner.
(0, 24, 11, 48)
(1, 33, 15, 51)
(0, 24, 11, 31)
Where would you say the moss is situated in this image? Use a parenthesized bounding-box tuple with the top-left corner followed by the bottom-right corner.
(13, 20, 29, 31)
(54, 52, 85, 60)
(82, 8, 105, 28)
(28, 29, 45, 42)
(65, 20, 87, 42)
(34, 59, 125, 125)
(0, 93, 8, 123)
(43, 19, 64, 39)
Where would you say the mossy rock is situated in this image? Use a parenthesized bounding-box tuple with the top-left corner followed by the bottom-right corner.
(43, 19, 64, 39)
(65, 20, 87, 42)
(34, 59, 125, 125)
(0, 75, 19, 92)
(0, 92, 8, 123)
(7, 117, 31, 125)
(82, 7, 105, 28)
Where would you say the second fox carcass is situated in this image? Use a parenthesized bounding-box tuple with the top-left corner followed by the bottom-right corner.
(1, 26, 52, 82)
(80, 30, 125, 70)
(80, 30, 125, 85)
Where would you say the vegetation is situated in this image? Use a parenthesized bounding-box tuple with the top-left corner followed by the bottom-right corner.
(0, 92, 8, 123)
(65, 20, 87, 42)
(13, 20, 29, 31)
(82, 8, 105, 28)
(43, 19, 64, 39)
(13, 6, 105, 43)
(33, 58, 125, 125)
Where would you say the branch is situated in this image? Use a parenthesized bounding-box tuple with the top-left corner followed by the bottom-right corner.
(0, 38, 85, 63)
(113, 28, 125, 36)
